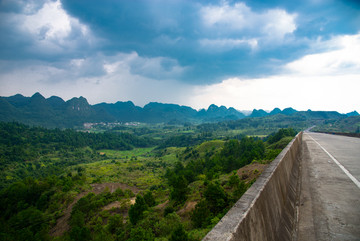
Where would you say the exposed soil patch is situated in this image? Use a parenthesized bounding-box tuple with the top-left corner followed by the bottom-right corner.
(237, 162, 267, 183)
(102, 197, 136, 211)
(177, 201, 197, 216)
(155, 200, 169, 210)
(49, 183, 140, 237)
(103, 200, 122, 211)
(49, 192, 88, 237)
(102, 197, 136, 222)
(90, 183, 139, 194)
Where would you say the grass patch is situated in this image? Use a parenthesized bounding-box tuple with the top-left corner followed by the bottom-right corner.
(196, 140, 224, 153)
(97, 147, 155, 159)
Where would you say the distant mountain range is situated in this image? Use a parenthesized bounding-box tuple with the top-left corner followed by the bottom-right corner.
(0, 93, 358, 128)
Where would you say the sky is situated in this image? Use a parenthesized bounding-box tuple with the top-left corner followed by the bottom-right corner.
(0, 0, 359, 113)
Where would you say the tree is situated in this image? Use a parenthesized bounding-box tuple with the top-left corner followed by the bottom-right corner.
(69, 208, 91, 241)
(233, 181, 247, 201)
(69, 226, 91, 241)
(170, 175, 189, 204)
(129, 195, 148, 225)
(219, 137, 265, 173)
(107, 214, 123, 234)
(8, 206, 45, 234)
(70, 210, 85, 228)
(228, 172, 240, 188)
(155, 212, 181, 236)
(204, 182, 228, 214)
(191, 200, 211, 228)
(267, 128, 296, 144)
(169, 225, 189, 241)
(128, 227, 154, 241)
(143, 191, 156, 207)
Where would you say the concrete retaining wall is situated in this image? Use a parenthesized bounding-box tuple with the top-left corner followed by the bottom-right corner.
(203, 132, 303, 241)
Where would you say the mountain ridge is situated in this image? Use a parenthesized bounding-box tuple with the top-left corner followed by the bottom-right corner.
(0, 93, 248, 127)
(0, 93, 356, 128)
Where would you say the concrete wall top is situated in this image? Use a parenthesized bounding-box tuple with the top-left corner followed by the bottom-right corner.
(203, 132, 303, 241)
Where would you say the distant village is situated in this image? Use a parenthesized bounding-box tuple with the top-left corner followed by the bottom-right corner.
(83, 122, 141, 129)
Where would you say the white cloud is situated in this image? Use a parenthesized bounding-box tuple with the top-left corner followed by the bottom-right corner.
(201, 2, 250, 30)
(103, 52, 188, 80)
(187, 33, 360, 113)
(2, 33, 358, 113)
(0, 52, 191, 105)
(21, 0, 71, 40)
(199, 1, 297, 49)
(0, 0, 358, 115)
(261, 9, 297, 42)
(127, 53, 188, 80)
(285, 33, 360, 75)
(0, 65, 193, 107)
(188, 74, 360, 113)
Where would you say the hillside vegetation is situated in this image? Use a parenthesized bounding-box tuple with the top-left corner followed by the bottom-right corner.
(0, 121, 297, 241)
(0, 93, 245, 127)
(313, 116, 360, 134)
(1, 93, 355, 128)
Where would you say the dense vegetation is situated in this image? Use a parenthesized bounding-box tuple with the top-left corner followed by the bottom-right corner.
(1, 93, 353, 129)
(1, 94, 356, 240)
(0, 122, 154, 189)
(313, 116, 360, 134)
(0, 121, 298, 241)
(0, 93, 246, 128)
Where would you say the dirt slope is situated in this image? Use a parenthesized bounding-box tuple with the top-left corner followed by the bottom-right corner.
(49, 183, 139, 237)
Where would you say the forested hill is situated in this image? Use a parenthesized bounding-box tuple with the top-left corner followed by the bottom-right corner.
(0, 93, 356, 128)
(0, 93, 246, 128)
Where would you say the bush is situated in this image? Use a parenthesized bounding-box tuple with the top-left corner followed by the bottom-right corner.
(113, 188, 124, 199)
(169, 225, 188, 241)
(128, 227, 154, 241)
(143, 191, 156, 207)
(9, 206, 45, 234)
(232, 181, 247, 201)
(107, 214, 123, 234)
(265, 149, 282, 160)
(129, 195, 148, 225)
(155, 212, 181, 237)
(204, 182, 228, 214)
(191, 200, 211, 228)
(267, 128, 296, 144)
(169, 175, 189, 204)
(70, 210, 85, 228)
(228, 173, 240, 188)
(268, 136, 294, 149)
(164, 206, 175, 216)
(69, 226, 91, 241)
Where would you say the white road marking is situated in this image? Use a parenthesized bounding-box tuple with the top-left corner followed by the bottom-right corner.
(308, 133, 360, 189)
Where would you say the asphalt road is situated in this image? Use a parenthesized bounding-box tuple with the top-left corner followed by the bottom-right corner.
(297, 132, 360, 241)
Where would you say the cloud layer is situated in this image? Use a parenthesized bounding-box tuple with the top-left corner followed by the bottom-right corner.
(189, 33, 360, 112)
(0, 0, 359, 112)
(200, 2, 297, 47)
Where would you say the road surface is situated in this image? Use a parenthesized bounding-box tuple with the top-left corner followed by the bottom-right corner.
(297, 132, 360, 241)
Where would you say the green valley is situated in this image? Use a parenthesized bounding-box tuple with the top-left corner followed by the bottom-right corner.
(1, 104, 358, 241)
(0, 120, 301, 241)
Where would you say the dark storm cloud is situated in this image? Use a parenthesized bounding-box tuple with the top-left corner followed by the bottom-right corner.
(1, 0, 358, 83)
(0, 0, 99, 63)
(59, 0, 298, 82)
(0, 0, 359, 113)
